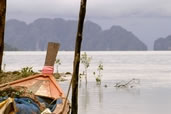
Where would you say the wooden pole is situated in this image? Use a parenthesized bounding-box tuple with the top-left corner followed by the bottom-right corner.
(71, 0, 87, 114)
(0, 0, 6, 71)
(44, 42, 60, 66)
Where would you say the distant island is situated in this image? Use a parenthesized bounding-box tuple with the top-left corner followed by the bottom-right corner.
(5, 18, 147, 51)
(4, 43, 18, 51)
(154, 35, 171, 50)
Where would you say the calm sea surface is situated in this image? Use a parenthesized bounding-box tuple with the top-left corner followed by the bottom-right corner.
(3, 51, 171, 114)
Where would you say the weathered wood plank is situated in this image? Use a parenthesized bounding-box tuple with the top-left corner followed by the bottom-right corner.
(44, 42, 60, 66)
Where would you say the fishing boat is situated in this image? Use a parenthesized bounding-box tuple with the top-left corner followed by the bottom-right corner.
(0, 73, 70, 114)
(0, 42, 70, 114)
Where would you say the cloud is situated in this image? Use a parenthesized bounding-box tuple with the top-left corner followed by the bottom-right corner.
(7, 0, 171, 21)
(7, 0, 80, 17)
(87, 0, 171, 18)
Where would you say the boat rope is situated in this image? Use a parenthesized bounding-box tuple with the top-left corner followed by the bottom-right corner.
(60, 71, 73, 114)
(48, 98, 57, 108)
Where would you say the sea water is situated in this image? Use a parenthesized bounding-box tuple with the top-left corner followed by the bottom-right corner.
(3, 51, 171, 114)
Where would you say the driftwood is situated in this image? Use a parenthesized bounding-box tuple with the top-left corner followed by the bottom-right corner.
(114, 78, 140, 88)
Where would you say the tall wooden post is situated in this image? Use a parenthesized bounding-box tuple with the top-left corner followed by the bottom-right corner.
(71, 0, 87, 114)
(0, 0, 6, 71)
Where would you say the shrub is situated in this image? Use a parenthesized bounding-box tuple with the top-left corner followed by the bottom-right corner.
(80, 52, 92, 84)
(20, 67, 34, 77)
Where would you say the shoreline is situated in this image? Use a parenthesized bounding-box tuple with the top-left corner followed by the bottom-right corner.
(0, 71, 72, 85)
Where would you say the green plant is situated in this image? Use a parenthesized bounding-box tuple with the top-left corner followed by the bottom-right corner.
(0, 88, 25, 97)
(20, 67, 34, 77)
(55, 58, 61, 73)
(80, 52, 92, 84)
(94, 61, 104, 85)
(97, 61, 103, 76)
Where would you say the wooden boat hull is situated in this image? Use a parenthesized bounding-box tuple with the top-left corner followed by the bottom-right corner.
(0, 74, 70, 114)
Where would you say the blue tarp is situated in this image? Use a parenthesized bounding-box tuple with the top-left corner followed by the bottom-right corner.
(0, 96, 63, 113)
(0, 97, 40, 114)
(15, 97, 40, 114)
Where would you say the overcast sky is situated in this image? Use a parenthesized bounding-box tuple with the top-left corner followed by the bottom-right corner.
(7, 0, 171, 19)
(6, 0, 171, 49)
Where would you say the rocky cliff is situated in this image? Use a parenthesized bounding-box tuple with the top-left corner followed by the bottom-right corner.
(154, 35, 171, 50)
(5, 18, 147, 51)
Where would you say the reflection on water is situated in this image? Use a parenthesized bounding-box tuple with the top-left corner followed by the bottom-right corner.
(3, 51, 171, 114)
(61, 81, 171, 114)
(79, 83, 104, 113)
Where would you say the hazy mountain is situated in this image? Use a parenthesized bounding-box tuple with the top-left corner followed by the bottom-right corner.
(4, 43, 18, 51)
(5, 18, 147, 51)
(154, 35, 171, 50)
